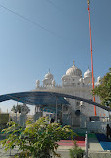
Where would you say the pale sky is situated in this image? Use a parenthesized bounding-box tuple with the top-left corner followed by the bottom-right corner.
(0, 0, 110, 113)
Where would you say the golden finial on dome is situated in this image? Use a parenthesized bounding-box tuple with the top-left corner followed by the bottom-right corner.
(87, 0, 90, 5)
(73, 60, 75, 66)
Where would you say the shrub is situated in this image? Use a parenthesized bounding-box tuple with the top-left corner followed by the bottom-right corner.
(69, 141, 84, 158)
(1, 117, 75, 158)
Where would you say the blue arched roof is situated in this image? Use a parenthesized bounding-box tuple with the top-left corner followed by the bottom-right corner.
(0, 91, 69, 106)
(0, 91, 110, 111)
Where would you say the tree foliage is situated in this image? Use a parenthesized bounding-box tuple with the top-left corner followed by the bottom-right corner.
(11, 104, 30, 114)
(0, 117, 75, 158)
(93, 68, 111, 107)
(1, 121, 24, 151)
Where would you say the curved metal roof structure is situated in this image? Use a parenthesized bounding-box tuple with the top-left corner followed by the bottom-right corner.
(0, 91, 111, 111)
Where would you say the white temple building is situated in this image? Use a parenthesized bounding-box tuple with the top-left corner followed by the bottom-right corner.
(34, 62, 109, 130)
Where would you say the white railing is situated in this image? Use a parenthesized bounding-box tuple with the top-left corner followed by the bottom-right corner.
(86, 120, 110, 133)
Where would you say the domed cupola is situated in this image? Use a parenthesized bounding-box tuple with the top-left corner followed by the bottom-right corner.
(62, 61, 82, 87)
(84, 67, 92, 85)
(84, 68, 92, 78)
(95, 76, 101, 86)
(43, 69, 54, 87)
(44, 70, 53, 80)
(66, 62, 82, 77)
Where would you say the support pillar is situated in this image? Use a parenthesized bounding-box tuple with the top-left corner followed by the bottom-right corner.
(85, 131, 88, 158)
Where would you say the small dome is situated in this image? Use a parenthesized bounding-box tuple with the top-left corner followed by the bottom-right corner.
(66, 65, 82, 77)
(95, 76, 101, 86)
(44, 72, 53, 80)
(36, 80, 40, 88)
(84, 68, 92, 78)
(97, 76, 101, 82)
(36, 80, 40, 84)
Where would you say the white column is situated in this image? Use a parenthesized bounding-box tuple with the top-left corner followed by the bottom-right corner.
(85, 131, 88, 158)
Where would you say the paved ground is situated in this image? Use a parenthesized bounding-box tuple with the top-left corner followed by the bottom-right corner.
(0, 144, 84, 158)
(0, 145, 19, 158)
(0, 134, 110, 158)
(0, 144, 110, 158)
(88, 136, 111, 158)
(53, 146, 85, 158)
(0, 145, 84, 158)
(88, 137, 103, 152)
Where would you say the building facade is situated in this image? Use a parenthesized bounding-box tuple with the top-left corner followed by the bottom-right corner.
(35, 62, 108, 128)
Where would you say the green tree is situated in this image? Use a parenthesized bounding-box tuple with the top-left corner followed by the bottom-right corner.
(0, 121, 24, 151)
(1, 117, 75, 158)
(11, 105, 18, 113)
(93, 68, 111, 107)
(11, 104, 30, 114)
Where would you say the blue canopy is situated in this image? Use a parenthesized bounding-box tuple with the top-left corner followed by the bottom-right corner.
(0, 91, 69, 106)
(0, 91, 111, 111)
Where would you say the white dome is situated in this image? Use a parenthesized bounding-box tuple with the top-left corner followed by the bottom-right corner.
(36, 80, 40, 84)
(36, 80, 40, 88)
(97, 76, 101, 82)
(44, 72, 53, 80)
(66, 65, 82, 77)
(95, 76, 101, 86)
(84, 68, 92, 78)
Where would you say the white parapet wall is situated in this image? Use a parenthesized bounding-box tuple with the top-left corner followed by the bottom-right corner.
(86, 121, 110, 134)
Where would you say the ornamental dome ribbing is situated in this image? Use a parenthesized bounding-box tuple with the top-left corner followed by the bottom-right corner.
(44, 72, 53, 80)
(66, 65, 82, 77)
